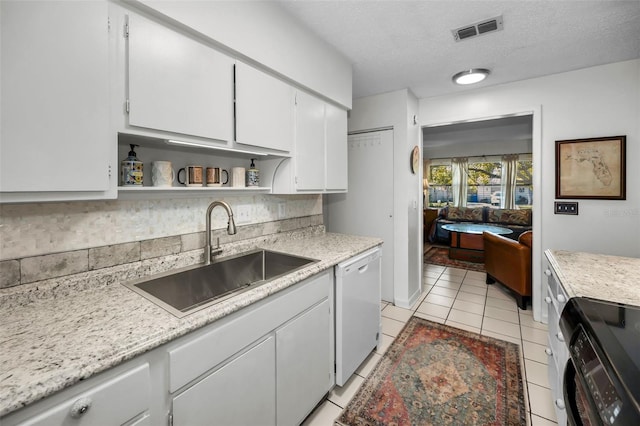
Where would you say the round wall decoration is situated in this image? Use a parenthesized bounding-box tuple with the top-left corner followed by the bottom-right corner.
(410, 145, 420, 174)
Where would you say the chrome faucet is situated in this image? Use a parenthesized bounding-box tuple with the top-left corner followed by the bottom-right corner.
(205, 201, 237, 264)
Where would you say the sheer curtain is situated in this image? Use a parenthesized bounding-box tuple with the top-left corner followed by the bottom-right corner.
(452, 157, 468, 207)
(500, 154, 519, 209)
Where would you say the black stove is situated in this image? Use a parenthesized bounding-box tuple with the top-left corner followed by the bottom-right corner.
(560, 297, 640, 425)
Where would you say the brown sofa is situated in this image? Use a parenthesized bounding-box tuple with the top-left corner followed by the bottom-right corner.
(483, 230, 532, 310)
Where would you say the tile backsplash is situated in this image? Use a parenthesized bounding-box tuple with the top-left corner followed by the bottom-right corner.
(0, 194, 323, 288)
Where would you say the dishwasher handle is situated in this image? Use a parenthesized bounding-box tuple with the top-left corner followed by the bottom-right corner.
(336, 247, 381, 278)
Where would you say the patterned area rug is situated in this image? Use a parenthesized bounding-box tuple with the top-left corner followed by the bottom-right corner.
(424, 247, 486, 272)
(336, 317, 526, 426)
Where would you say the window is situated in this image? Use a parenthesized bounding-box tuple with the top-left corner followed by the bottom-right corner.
(426, 154, 532, 209)
(426, 161, 452, 207)
(515, 158, 533, 209)
(466, 160, 501, 206)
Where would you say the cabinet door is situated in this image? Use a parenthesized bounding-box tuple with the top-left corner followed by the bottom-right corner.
(11, 364, 150, 426)
(172, 336, 276, 426)
(235, 62, 294, 152)
(0, 0, 109, 193)
(295, 92, 326, 191)
(276, 299, 332, 426)
(127, 13, 233, 142)
(325, 103, 348, 191)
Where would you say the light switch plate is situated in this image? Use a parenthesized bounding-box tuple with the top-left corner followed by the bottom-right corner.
(555, 201, 578, 215)
(236, 205, 251, 224)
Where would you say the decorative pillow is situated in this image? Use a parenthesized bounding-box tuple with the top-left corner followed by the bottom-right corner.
(446, 207, 483, 222)
(487, 209, 532, 226)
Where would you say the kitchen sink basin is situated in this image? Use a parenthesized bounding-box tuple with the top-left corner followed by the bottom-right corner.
(124, 249, 318, 317)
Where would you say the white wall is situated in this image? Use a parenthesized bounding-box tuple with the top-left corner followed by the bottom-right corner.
(348, 89, 423, 308)
(139, 0, 352, 108)
(424, 138, 532, 159)
(420, 59, 640, 320)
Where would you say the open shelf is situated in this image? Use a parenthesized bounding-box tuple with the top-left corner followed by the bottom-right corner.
(117, 186, 271, 200)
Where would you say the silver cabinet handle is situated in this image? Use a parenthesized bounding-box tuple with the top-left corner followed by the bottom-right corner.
(544, 269, 552, 276)
(545, 296, 552, 304)
(545, 347, 553, 356)
(555, 398, 566, 410)
(70, 397, 92, 418)
(557, 332, 565, 342)
(557, 294, 567, 303)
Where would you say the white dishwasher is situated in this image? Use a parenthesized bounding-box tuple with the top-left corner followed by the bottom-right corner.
(335, 247, 382, 386)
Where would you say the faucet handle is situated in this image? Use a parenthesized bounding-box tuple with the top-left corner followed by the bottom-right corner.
(210, 237, 223, 258)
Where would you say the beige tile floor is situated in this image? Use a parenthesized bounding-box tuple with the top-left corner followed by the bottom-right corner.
(303, 263, 558, 426)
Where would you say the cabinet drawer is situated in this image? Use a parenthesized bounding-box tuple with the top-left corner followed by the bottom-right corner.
(168, 271, 330, 392)
(14, 364, 150, 426)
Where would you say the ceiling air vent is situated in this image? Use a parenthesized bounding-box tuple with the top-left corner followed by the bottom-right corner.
(452, 15, 503, 42)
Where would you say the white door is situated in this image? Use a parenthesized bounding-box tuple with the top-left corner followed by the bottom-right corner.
(326, 129, 395, 302)
(325, 103, 348, 191)
(276, 299, 332, 425)
(235, 61, 294, 152)
(295, 91, 325, 191)
(172, 336, 276, 426)
(127, 13, 234, 142)
(1, 0, 110, 193)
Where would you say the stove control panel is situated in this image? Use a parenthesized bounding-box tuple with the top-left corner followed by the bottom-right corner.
(572, 325, 622, 425)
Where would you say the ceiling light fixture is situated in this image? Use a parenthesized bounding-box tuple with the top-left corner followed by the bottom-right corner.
(452, 68, 491, 85)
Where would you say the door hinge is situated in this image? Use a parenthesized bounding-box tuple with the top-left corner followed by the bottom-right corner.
(107, 17, 111, 32)
(124, 23, 129, 38)
(108, 164, 112, 179)
(334, 362, 337, 374)
(168, 413, 173, 426)
(125, 99, 130, 114)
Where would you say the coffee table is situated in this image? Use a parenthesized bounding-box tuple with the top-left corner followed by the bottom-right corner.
(441, 223, 513, 263)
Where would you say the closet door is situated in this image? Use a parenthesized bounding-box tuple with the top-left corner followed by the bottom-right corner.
(326, 130, 395, 301)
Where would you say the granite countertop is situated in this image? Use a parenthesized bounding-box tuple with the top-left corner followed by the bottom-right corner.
(0, 231, 382, 417)
(545, 249, 640, 306)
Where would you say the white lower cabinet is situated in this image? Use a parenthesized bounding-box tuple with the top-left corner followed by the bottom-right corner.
(544, 256, 569, 426)
(3, 363, 151, 426)
(277, 299, 332, 425)
(172, 336, 277, 426)
(170, 271, 333, 426)
(2, 271, 334, 426)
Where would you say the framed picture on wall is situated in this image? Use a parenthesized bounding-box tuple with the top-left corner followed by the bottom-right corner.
(555, 136, 626, 200)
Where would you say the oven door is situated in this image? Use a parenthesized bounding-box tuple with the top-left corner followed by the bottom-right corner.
(564, 359, 601, 426)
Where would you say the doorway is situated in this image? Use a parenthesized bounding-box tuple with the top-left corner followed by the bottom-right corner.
(421, 112, 543, 316)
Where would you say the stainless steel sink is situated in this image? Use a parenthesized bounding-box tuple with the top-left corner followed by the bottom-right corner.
(124, 249, 318, 317)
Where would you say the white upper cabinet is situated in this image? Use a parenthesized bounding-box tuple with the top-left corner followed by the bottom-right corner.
(235, 62, 295, 153)
(127, 13, 234, 142)
(325, 102, 348, 191)
(271, 91, 348, 194)
(295, 92, 326, 191)
(0, 0, 111, 198)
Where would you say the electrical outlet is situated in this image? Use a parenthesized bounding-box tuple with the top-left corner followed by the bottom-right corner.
(278, 203, 286, 219)
(236, 204, 251, 224)
(555, 201, 578, 215)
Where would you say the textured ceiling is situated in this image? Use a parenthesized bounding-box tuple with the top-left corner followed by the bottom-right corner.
(276, 0, 640, 99)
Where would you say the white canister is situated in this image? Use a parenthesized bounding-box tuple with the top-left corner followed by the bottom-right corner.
(232, 167, 246, 187)
(151, 161, 175, 187)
